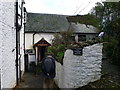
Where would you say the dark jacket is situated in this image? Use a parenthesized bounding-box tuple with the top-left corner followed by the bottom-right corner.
(41, 56, 56, 78)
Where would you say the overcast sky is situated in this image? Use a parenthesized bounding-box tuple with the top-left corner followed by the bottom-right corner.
(24, 0, 103, 15)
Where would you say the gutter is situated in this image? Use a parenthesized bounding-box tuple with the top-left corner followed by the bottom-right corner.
(15, 0, 19, 86)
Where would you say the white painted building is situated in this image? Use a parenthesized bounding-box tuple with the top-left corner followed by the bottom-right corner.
(25, 13, 98, 49)
(25, 33, 54, 49)
(25, 13, 98, 65)
(0, 0, 26, 89)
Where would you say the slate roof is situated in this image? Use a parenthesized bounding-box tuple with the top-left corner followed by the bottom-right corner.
(70, 23, 98, 34)
(25, 13, 98, 34)
(25, 13, 70, 33)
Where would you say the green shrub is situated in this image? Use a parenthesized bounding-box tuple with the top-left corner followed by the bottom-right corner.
(47, 44, 65, 64)
(47, 46, 58, 56)
(103, 37, 119, 65)
(60, 30, 73, 46)
(52, 33, 62, 45)
(57, 51, 64, 61)
(104, 38, 118, 56)
(48, 29, 101, 64)
(57, 44, 65, 51)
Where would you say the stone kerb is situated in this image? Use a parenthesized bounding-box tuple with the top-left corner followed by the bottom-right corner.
(54, 43, 103, 88)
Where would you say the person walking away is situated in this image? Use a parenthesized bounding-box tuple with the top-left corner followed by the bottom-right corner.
(41, 54, 56, 89)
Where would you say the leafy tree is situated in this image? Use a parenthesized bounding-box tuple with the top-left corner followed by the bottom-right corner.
(90, 1, 120, 65)
(67, 14, 99, 28)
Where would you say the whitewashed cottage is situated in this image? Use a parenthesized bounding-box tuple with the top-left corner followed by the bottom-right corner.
(0, 0, 27, 89)
(25, 13, 98, 66)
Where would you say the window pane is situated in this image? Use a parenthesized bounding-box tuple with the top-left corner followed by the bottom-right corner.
(78, 35, 86, 41)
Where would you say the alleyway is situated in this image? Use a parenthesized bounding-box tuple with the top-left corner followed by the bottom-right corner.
(13, 63, 59, 89)
(13, 58, 120, 89)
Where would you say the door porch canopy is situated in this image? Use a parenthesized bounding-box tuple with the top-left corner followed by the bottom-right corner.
(34, 38, 51, 47)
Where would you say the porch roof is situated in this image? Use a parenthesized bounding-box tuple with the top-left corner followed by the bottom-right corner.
(34, 38, 51, 47)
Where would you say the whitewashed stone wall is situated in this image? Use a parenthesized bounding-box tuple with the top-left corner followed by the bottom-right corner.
(54, 43, 103, 88)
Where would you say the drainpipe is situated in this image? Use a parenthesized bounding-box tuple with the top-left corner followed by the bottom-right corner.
(21, 1, 23, 27)
(15, 0, 19, 86)
(19, 0, 24, 82)
(23, 8, 25, 57)
(23, 7, 27, 71)
(33, 32, 36, 48)
(33, 33, 37, 66)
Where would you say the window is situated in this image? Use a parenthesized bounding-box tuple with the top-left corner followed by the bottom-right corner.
(78, 35, 86, 41)
(71, 36, 75, 41)
(25, 49, 34, 54)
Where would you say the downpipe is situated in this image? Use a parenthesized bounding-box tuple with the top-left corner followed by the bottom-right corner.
(15, 0, 19, 86)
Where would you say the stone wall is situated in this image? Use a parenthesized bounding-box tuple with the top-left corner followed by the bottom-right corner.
(54, 43, 103, 88)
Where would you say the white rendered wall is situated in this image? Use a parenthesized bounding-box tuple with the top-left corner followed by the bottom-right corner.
(19, 17, 25, 76)
(0, 3, 2, 89)
(54, 43, 103, 88)
(0, 0, 25, 88)
(25, 33, 96, 49)
(34, 33, 54, 44)
(25, 33, 54, 49)
(28, 54, 35, 64)
(25, 33, 33, 49)
(20, 29, 25, 75)
(0, 1, 16, 88)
